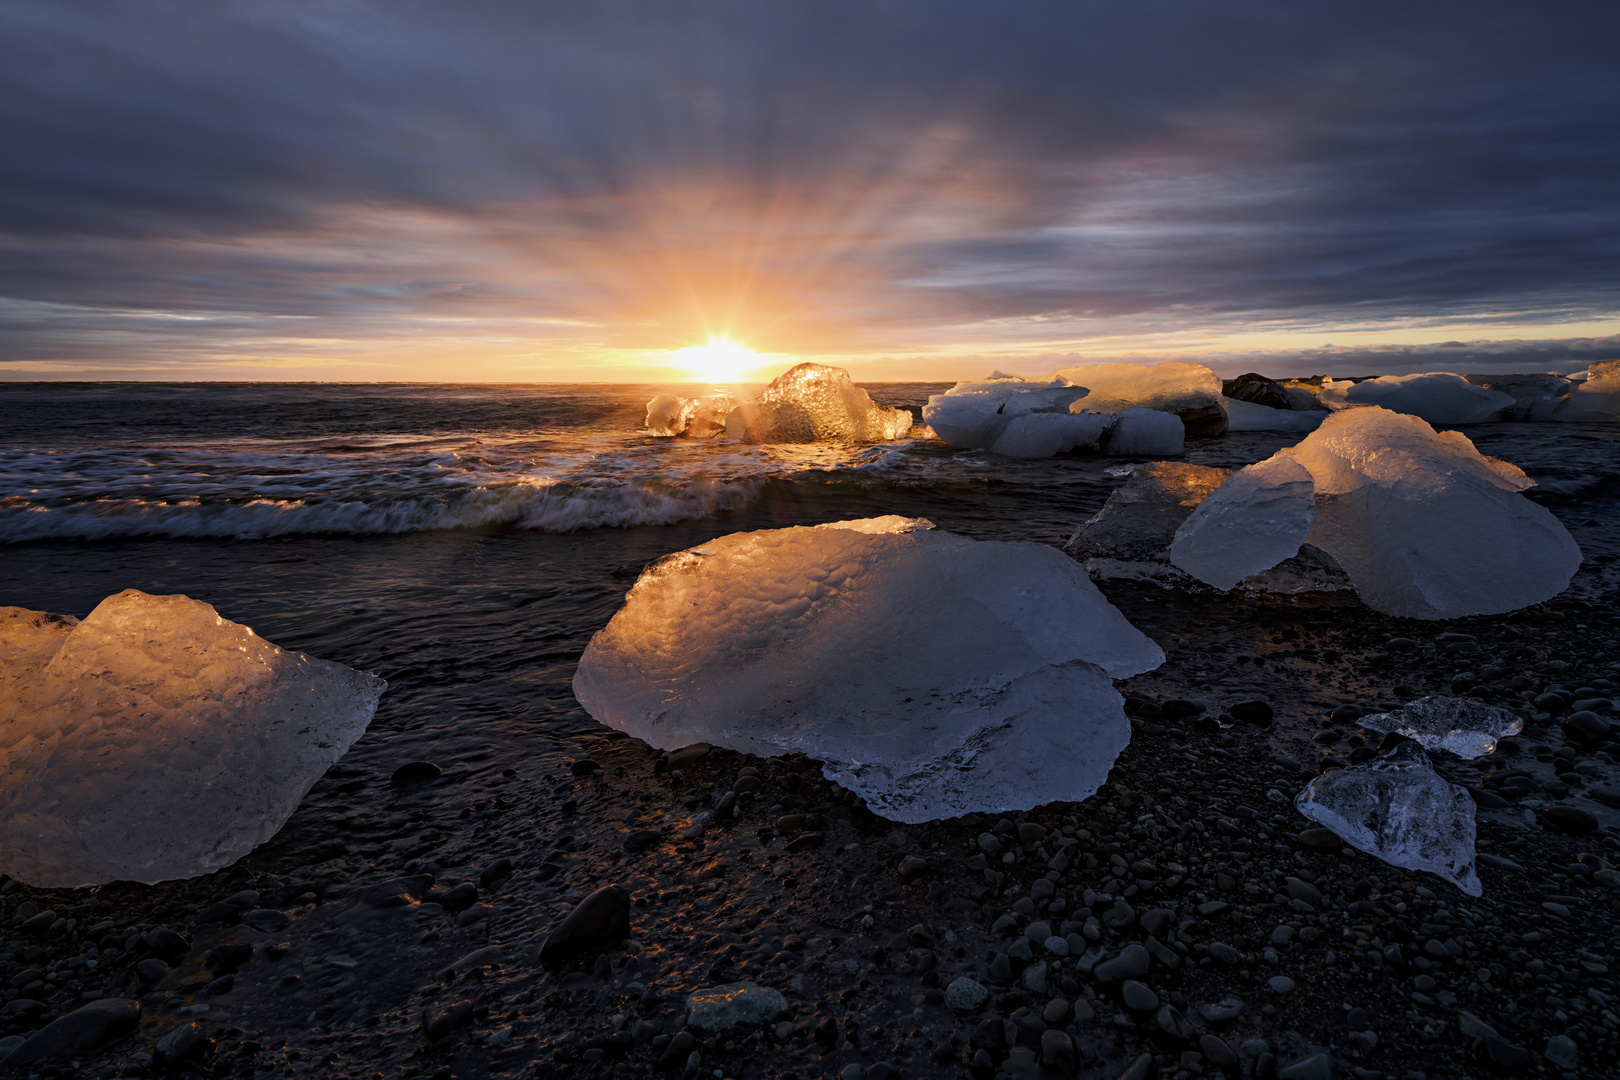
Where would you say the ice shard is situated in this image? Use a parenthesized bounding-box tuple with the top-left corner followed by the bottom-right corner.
(1355, 697, 1523, 760)
(1318, 372, 1515, 424)
(646, 392, 737, 437)
(1219, 396, 1323, 433)
(1170, 455, 1317, 591)
(1069, 463, 1232, 582)
(1295, 741, 1481, 896)
(0, 590, 384, 888)
(724, 364, 911, 442)
(1100, 407, 1185, 456)
(1045, 361, 1228, 434)
(1289, 407, 1581, 618)
(573, 516, 1164, 822)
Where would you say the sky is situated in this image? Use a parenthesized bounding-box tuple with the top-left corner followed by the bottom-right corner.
(2, 1, 1618, 383)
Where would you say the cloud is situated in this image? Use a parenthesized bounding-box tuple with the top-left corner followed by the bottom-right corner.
(1, 1, 1618, 375)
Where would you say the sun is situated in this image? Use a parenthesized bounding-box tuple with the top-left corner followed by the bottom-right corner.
(672, 337, 760, 383)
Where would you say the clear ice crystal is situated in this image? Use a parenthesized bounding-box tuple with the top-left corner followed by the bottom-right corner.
(724, 363, 910, 442)
(1170, 454, 1317, 591)
(1355, 696, 1523, 759)
(1294, 741, 1481, 896)
(573, 516, 1164, 823)
(0, 590, 384, 887)
(1319, 372, 1516, 425)
(1068, 463, 1231, 582)
(645, 392, 738, 437)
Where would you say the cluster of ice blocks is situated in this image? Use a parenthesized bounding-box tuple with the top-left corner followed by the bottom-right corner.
(0, 591, 383, 887)
(1318, 363, 1620, 424)
(1166, 407, 1581, 618)
(645, 364, 911, 443)
(573, 516, 1164, 822)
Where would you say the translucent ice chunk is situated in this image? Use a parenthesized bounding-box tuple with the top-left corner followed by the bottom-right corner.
(1356, 696, 1523, 759)
(1101, 407, 1185, 456)
(1555, 360, 1620, 422)
(1170, 455, 1317, 591)
(1462, 373, 1574, 422)
(0, 590, 384, 888)
(1295, 741, 1481, 896)
(1068, 463, 1231, 581)
(923, 375, 1089, 450)
(573, 517, 1164, 822)
(725, 364, 910, 442)
(646, 393, 737, 437)
(1220, 397, 1324, 433)
(1045, 361, 1227, 432)
(1318, 373, 1515, 424)
(989, 411, 1115, 459)
(0, 608, 78, 696)
(1290, 407, 1581, 618)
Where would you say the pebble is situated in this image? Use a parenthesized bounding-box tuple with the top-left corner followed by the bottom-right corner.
(1284, 877, 1322, 903)
(945, 977, 988, 1011)
(1042, 998, 1069, 1025)
(686, 982, 789, 1032)
(1482, 1036, 1530, 1071)
(1230, 700, 1274, 723)
(362, 874, 436, 908)
(1266, 976, 1295, 994)
(1025, 920, 1052, 944)
(1093, 944, 1150, 982)
(154, 1022, 211, 1067)
(1457, 1010, 1499, 1039)
(1296, 828, 1342, 851)
(1277, 1052, 1332, 1080)
(1200, 1034, 1239, 1067)
(1040, 1029, 1076, 1072)
(390, 760, 441, 785)
(421, 999, 473, 1041)
(136, 958, 169, 986)
(0, 998, 141, 1069)
(1043, 935, 1069, 957)
(1017, 822, 1046, 844)
(1021, 960, 1048, 994)
(1208, 942, 1242, 965)
(977, 832, 1002, 855)
(538, 884, 631, 966)
(1155, 1005, 1193, 1042)
(1544, 1035, 1578, 1069)
(1101, 900, 1136, 929)
(1199, 996, 1243, 1022)
(1120, 980, 1158, 1013)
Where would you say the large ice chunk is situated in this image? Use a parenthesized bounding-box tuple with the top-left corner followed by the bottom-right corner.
(1289, 408, 1581, 618)
(1356, 696, 1523, 760)
(1319, 372, 1515, 424)
(922, 375, 1090, 450)
(724, 364, 911, 442)
(573, 517, 1164, 822)
(1555, 360, 1620, 422)
(1220, 396, 1324, 433)
(1068, 463, 1231, 581)
(1295, 741, 1481, 896)
(1046, 361, 1228, 434)
(645, 392, 737, 437)
(1169, 455, 1317, 590)
(0, 590, 384, 888)
(1101, 407, 1185, 455)
(989, 411, 1116, 459)
(1462, 374, 1574, 422)
(923, 378, 1183, 458)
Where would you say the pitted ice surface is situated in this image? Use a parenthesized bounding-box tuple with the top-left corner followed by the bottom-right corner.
(1356, 696, 1523, 760)
(724, 363, 910, 443)
(0, 590, 384, 887)
(572, 516, 1164, 822)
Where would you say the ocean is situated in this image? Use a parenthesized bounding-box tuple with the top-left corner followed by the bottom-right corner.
(2, 379, 1618, 804)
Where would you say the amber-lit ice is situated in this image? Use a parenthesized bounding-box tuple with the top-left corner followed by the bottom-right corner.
(0, 590, 384, 887)
(573, 516, 1164, 822)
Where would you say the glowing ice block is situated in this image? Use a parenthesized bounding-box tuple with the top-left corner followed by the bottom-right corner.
(1319, 373, 1514, 424)
(0, 590, 384, 887)
(724, 364, 910, 442)
(573, 517, 1164, 822)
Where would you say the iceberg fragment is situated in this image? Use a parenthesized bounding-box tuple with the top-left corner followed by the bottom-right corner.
(922, 378, 1184, 458)
(1289, 408, 1581, 618)
(1555, 360, 1620, 422)
(645, 392, 739, 438)
(1068, 463, 1231, 581)
(1045, 361, 1228, 434)
(724, 364, 910, 443)
(988, 411, 1115, 459)
(922, 375, 1090, 451)
(1169, 455, 1317, 591)
(1462, 374, 1574, 422)
(1101, 407, 1185, 456)
(0, 590, 384, 888)
(1219, 396, 1324, 433)
(1318, 372, 1515, 424)
(1295, 741, 1481, 896)
(1356, 696, 1523, 760)
(573, 516, 1164, 822)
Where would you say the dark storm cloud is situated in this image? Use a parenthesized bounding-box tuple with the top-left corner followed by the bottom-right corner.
(1, 0, 1618, 369)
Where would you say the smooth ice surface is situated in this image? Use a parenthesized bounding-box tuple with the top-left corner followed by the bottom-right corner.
(989, 411, 1115, 458)
(1319, 373, 1515, 424)
(1556, 360, 1620, 422)
(1170, 455, 1317, 591)
(1295, 741, 1481, 896)
(725, 364, 910, 442)
(1288, 408, 1581, 618)
(573, 516, 1164, 822)
(1069, 463, 1230, 581)
(1220, 396, 1324, 432)
(1101, 407, 1185, 456)
(0, 590, 385, 887)
(1045, 361, 1224, 416)
(1357, 696, 1524, 759)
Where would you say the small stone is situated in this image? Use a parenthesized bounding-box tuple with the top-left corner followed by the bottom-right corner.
(570, 758, 600, 775)
(1543, 1035, 1577, 1070)
(1093, 943, 1150, 982)
(136, 958, 168, 986)
(1267, 975, 1296, 994)
(945, 977, 988, 1011)
(1284, 877, 1322, 903)
(1199, 996, 1243, 1022)
(686, 982, 789, 1032)
(1230, 700, 1274, 723)
(154, 1022, 211, 1067)
(0, 998, 141, 1069)
(361, 874, 435, 908)
(144, 927, 190, 957)
(1043, 997, 1070, 1025)
(1018, 821, 1047, 844)
(1563, 711, 1610, 745)
(1043, 935, 1070, 957)
(978, 832, 1002, 855)
(1482, 1036, 1530, 1071)
(440, 882, 479, 911)
(896, 855, 929, 882)
(1208, 942, 1242, 965)
(1271, 926, 1295, 945)
(1025, 920, 1053, 944)
(1021, 960, 1048, 994)
(1541, 805, 1597, 833)
(538, 884, 630, 966)
(1296, 828, 1342, 851)
(1200, 1034, 1239, 1067)
(478, 857, 514, 887)
(1456, 1010, 1499, 1039)
(390, 760, 441, 785)
(1277, 1053, 1332, 1080)
(624, 829, 662, 853)
(241, 908, 289, 932)
(1139, 909, 1173, 938)
(421, 999, 473, 1041)
(1101, 900, 1136, 929)
(1154, 1005, 1194, 1042)
(1120, 980, 1158, 1013)
(784, 831, 824, 853)
(1041, 1028, 1077, 1073)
